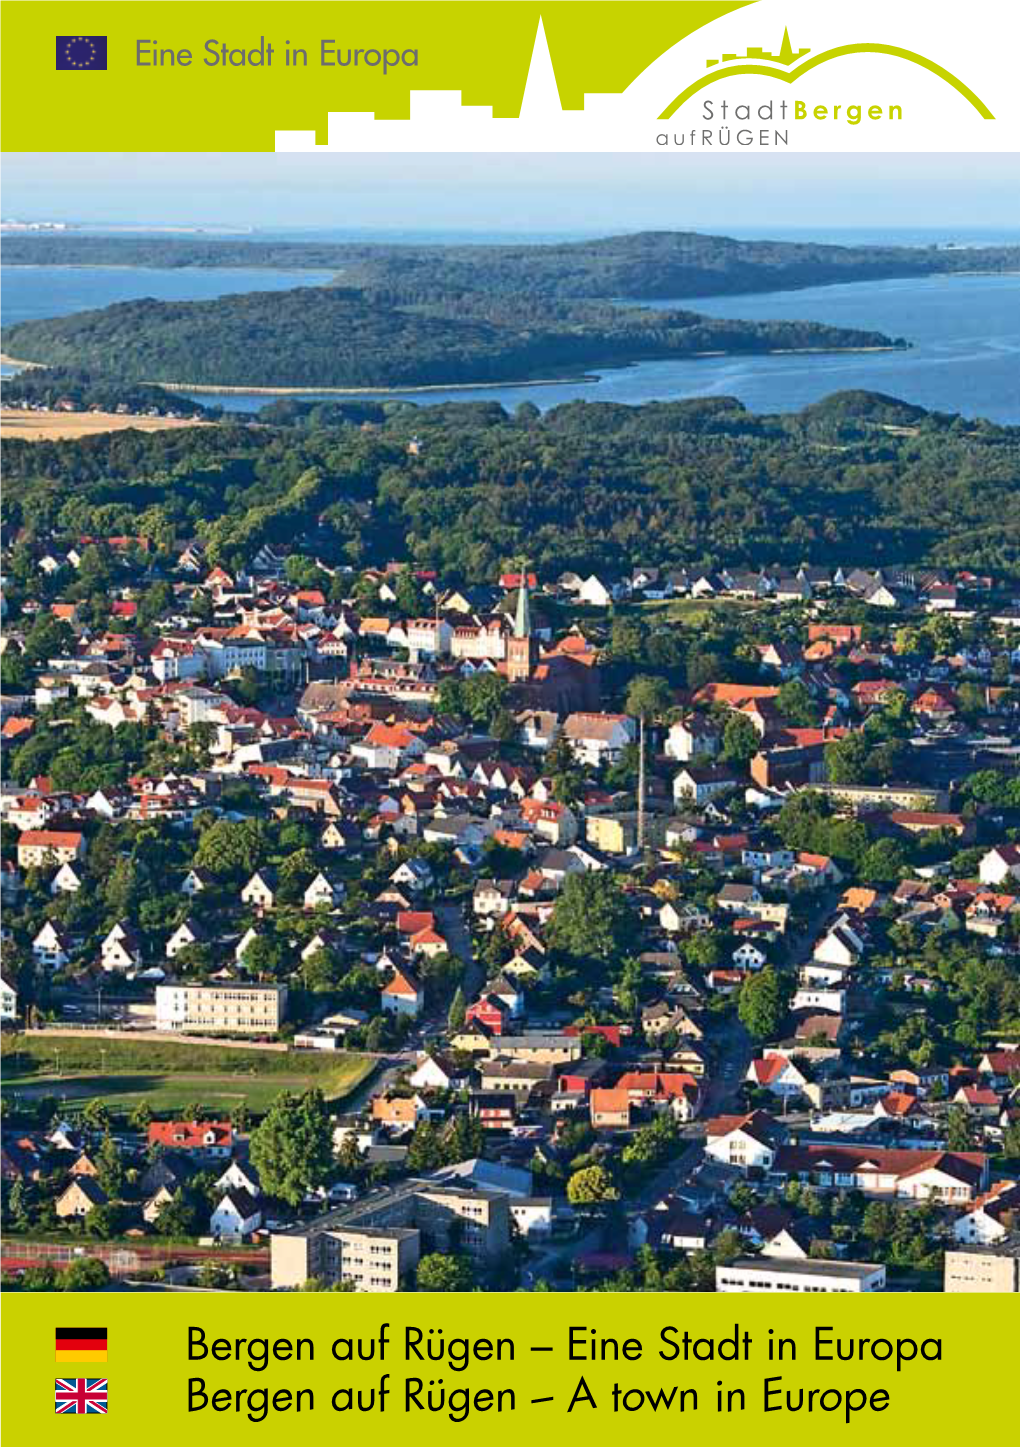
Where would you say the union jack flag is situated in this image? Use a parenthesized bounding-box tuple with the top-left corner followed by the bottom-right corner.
(55, 1379, 108, 1414)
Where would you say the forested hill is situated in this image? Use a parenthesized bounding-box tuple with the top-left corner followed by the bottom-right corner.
(4, 229, 1019, 300)
(4, 392, 1017, 579)
(0, 286, 904, 390)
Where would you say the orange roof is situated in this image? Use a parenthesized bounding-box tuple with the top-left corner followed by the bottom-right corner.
(590, 1088, 631, 1115)
(694, 683, 780, 706)
(19, 829, 83, 849)
(382, 966, 422, 997)
(1, 717, 34, 739)
(397, 910, 434, 935)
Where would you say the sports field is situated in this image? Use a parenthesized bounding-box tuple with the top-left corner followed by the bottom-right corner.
(1, 1036, 375, 1115)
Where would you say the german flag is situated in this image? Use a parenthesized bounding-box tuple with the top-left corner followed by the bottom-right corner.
(56, 1329, 107, 1364)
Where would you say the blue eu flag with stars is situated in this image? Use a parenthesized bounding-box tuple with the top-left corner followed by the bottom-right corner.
(56, 36, 107, 70)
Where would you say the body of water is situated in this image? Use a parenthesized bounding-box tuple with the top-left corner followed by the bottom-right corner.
(2, 257, 1017, 423)
(0, 264, 334, 327)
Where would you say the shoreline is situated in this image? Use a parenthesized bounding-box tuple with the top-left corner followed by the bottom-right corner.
(1, 342, 905, 398)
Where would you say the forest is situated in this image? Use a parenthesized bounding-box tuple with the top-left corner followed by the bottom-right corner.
(3, 391, 1018, 580)
(0, 285, 905, 390)
(5, 228, 1019, 298)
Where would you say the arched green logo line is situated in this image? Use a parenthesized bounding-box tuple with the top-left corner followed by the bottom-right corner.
(658, 43, 994, 120)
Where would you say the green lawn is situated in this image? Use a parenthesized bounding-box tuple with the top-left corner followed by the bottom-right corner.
(617, 596, 766, 626)
(2, 1035, 375, 1115)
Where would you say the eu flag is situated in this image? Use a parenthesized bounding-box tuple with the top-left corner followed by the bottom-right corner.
(56, 36, 107, 70)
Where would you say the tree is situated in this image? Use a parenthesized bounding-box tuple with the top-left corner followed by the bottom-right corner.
(95, 1130, 125, 1198)
(721, 713, 760, 767)
(548, 873, 631, 962)
(153, 1188, 203, 1238)
(407, 1120, 445, 1174)
(684, 931, 723, 970)
(242, 934, 288, 979)
(415, 1253, 474, 1292)
(566, 1164, 620, 1205)
(442, 1114, 484, 1165)
(825, 732, 871, 785)
(193, 817, 269, 879)
(621, 1114, 679, 1169)
(62, 1258, 111, 1291)
(447, 985, 467, 1033)
(861, 1200, 896, 1244)
(250, 1090, 333, 1206)
(859, 838, 908, 886)
(776, 678, 816, 726)
(945, 1104, 973, 1152)
(626, 674, 672, 721)
(301, 947, 344, 992)
(738, 967, 785, 1041)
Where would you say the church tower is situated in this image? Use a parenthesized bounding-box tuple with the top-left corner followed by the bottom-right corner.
(505, 569, 538, 683)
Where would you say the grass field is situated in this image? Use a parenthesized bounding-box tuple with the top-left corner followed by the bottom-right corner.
(617, 596, 767, 626)
(1, 1035, 375, 1115)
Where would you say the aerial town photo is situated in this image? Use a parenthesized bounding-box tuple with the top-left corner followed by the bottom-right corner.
(1, 153, 1019, 1295)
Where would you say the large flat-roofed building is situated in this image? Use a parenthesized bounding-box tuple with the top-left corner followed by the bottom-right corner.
(716, 1257, 886, 1294)
(271, 1181, 511, 1291)
(944, 1241, 1020, 1293)
(155, 982, 287, 1034)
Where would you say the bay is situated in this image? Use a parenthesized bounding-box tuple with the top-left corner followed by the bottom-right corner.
(2, 257, 1017, 423)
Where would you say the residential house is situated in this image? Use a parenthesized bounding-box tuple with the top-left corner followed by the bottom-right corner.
(704, 1112, 776, 1173)
(381, 965, 424, 1018)
(147, 1120, 234, 1158)
(55, 1177, 108, 1219)
(210, 1188, 262, 1238)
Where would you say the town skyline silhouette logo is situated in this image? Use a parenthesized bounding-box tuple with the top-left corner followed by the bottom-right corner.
(658, 25, 994, 119)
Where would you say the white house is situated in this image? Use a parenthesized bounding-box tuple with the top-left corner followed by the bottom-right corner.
(979, 844, 1020, 886)
(576, 575, 615, 608)
(210, 1188, 262, 1239)
(166, 918, 205, 960)
(952, 1182, 1020, 1245)
(33, 920, 74, 966)
(50, 862, 84, 895)
(746, 1054, 808, 1099)
(813, 922, 864, 968)
(304, 872, 344, 910)
(704, 1112, 775, 1173)
(0, 975, 17, 1023)
(381, 965, 424, 1018)
(733, 942, 767, 971)
(214, 1159, 261, 1198)
(562, 712, 636, 768)
(101, 921, 143, 972)
(673, 765, 738, 805)
(792, 986, 846, 1015)
(409, 1053, 463, 1091)
(665, 717, 720, 763)
(241, 868, 278, 911)
(390, 858, 433, 893)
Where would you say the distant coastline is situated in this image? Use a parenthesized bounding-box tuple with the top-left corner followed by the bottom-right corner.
(142, 345, 905, 398)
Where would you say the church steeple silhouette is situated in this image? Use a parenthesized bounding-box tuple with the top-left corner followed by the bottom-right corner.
(778, 27, 796, 65)
(506, 563, 537, 683)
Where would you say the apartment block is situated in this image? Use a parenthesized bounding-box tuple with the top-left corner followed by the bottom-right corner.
(271, 1182, 511, 1291)
(155, 982, 288, 1034)
(944, 1242, 1020, 1293)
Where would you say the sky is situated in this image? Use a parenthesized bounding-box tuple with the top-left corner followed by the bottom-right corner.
(2, 152, 1019, 234)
